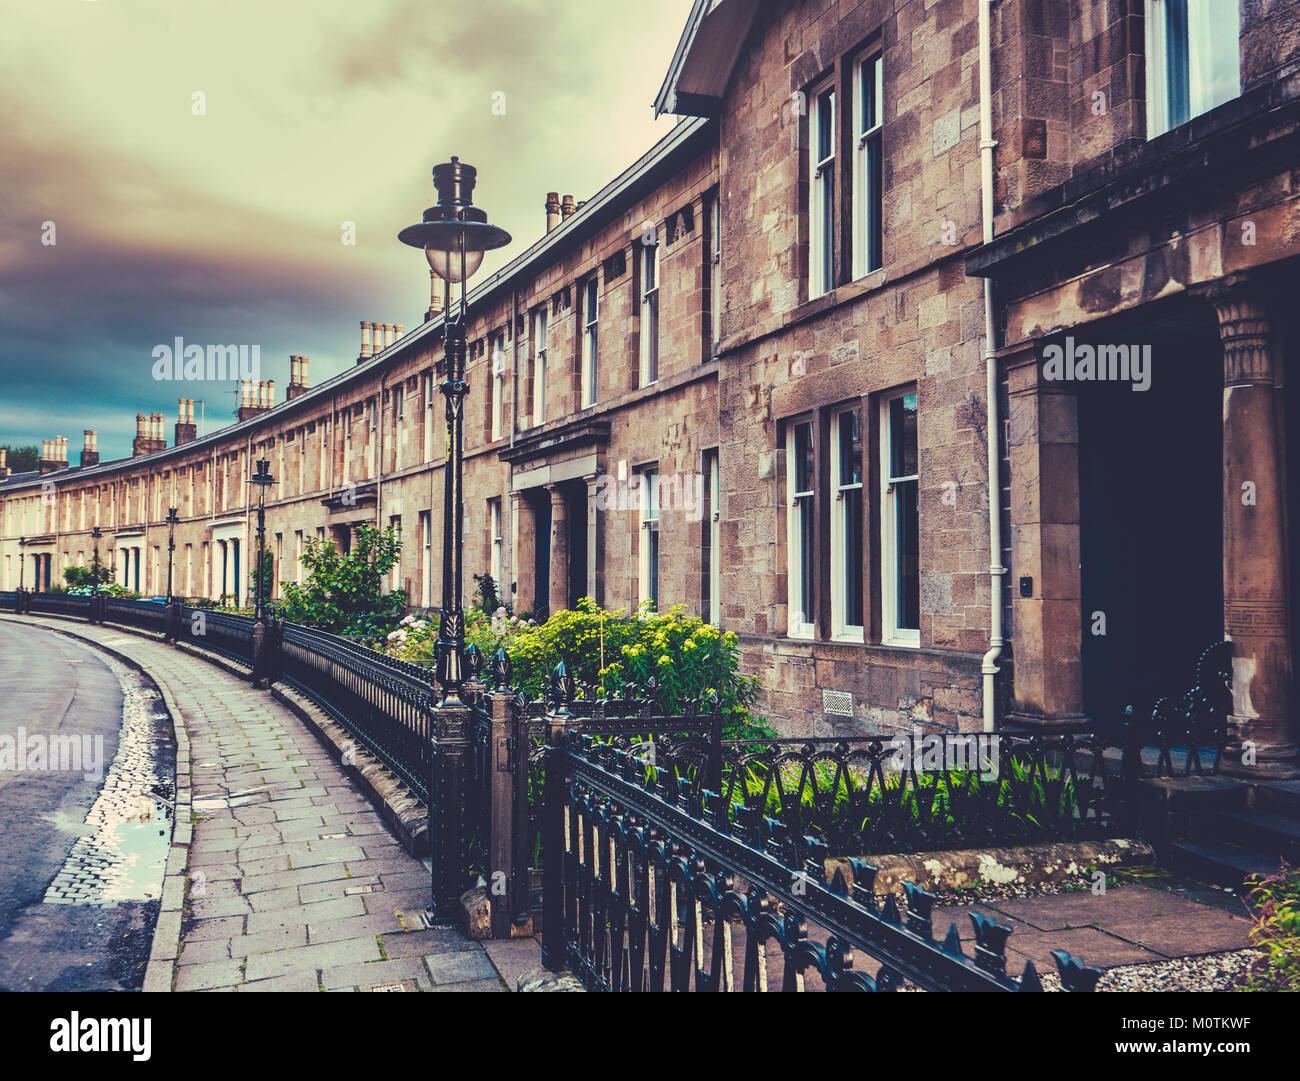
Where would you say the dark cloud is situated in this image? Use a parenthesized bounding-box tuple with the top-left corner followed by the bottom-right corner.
(0, 0, 694, 462)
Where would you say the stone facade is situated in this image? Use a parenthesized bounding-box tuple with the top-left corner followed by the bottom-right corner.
(4, 0, 1299, 765)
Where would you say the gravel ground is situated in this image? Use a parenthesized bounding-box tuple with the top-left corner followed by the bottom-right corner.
(1036, 948, 1263, 992)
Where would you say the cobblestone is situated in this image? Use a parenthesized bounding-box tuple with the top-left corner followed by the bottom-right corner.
(41, 650, 172, 907)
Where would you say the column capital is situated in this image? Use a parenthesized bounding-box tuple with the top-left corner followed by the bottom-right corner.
(1194, 276, 1278, 387)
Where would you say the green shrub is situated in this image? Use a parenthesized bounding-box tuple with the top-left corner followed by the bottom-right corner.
(279, 525, 406, 635)
(1236, 864, 1300, 991)
(381, 595, 768, 737)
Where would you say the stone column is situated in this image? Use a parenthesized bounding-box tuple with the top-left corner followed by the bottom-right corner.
(547, 484, 568, 616)
(1004, 345, 1088, 729)
(1211, 289, 1300, 777)
(584, 472, 605, 608)
(510, 491, 536, 614)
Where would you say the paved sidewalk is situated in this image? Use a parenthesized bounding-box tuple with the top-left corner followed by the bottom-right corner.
(12, 618, 506, 992)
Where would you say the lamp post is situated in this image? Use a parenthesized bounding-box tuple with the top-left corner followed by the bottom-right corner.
(399, 158, 511, 707)
(91, 526, 103, 597)
(249, 460, 273, 624)
(400, 159, 510, 922)
(90, 526, 103, 622)
(249, 458, 275, 684)
(18, 537, 26, 593)
(165, 507, 179, 605)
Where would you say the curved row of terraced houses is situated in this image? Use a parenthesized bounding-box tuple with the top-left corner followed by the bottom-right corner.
(4, 0, 1300, 774)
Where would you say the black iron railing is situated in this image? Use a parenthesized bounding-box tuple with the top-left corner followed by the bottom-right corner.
(541, 732, 1103, 992)
(103, 596, 170, 634)
(25, 592, 94, 619)
(278, 620, 438, 805)
(702, 731, 1116, 854)
(176, 605, 257, 665)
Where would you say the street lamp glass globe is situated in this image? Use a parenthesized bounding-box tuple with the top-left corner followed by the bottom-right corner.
(425, 239, 484, 285)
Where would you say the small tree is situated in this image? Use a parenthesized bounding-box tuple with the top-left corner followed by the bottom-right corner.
(473, 572, 505, 615)
(0, 445, 39, 473)
(64, 564, 112, 590)
(249, 550, 274, 608)
(279, 524, 406, 635)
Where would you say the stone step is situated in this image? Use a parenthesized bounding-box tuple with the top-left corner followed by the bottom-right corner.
(1168, 840, 1282, 890)
(1252, 779, 1300, 818)
(1215, 809, 1300, 862)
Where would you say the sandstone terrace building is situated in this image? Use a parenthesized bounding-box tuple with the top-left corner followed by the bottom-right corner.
(4, 0, 1300, 775)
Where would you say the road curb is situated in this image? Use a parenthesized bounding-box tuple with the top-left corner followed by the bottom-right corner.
(0, 616, 193, 993)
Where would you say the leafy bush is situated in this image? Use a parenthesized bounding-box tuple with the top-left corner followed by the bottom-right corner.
(383, 595, 765, 737)
(66, 581, 138, 598)
(279, 525, 407, 635)
(1236, 864, 1300, 992)
(64, 565, 112, 590)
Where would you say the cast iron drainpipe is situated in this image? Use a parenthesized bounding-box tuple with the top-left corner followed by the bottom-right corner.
(979, 0, 1005, 732)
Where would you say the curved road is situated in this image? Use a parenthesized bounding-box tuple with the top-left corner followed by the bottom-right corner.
(0, 619, 158, 990)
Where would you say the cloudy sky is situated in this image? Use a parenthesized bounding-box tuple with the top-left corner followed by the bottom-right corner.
(0, 0, 695, 463)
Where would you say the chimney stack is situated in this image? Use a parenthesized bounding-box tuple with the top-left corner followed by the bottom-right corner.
(82, 430, 100, 468)
(175, 399, 197, 446)
(0, 447, 8, 481)
(546, 192, 562, 232)
(132, 412, 159, 457)
(237, 381, 273, 422)
(288, 355, 310, 400)
(39, 436, 65, 475)
(561, 194, 576, 220)
(360, 321, 373, 360)
(426, 271, 445, 322)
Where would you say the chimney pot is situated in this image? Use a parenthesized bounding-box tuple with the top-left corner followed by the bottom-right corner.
(360, 321, 373, 359)
(561, 194, 576, 219)
(546, 192, 562, 232)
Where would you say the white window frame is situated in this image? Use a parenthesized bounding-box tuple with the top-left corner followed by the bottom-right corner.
(389, 515, 402, 591)
(639, 231, 660, 387)
(419, 510, 431, 608)
(532, 307, 548, 428)
(708, 193, 722, 351)
(852, 53, 884, 280)
(706, 449, 720, 625)
(880, 388, 920, 648)
(785, 418, 816, 638)
(489, 498, 503, 587)
(490, 331, 505, 440)
(1145, 0, 1241, 138)
(581, 276, 599, 408)
(808, 86, 836, 300)
(831, 405, 865, 641)
(422, 373, 434, 461)
(638, 468, 660, 610)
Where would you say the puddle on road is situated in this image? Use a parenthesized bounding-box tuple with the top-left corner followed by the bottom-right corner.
(43, 655, 175, 907)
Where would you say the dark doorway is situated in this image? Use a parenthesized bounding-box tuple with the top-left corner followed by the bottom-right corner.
(532, 492, 551, 620)
(1077, 306, 1223, 724)
(565, 481, 589, 608)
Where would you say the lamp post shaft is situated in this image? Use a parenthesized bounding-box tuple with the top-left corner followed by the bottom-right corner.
(435, 318, 468, 705)
(166, 513, 177, 605)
